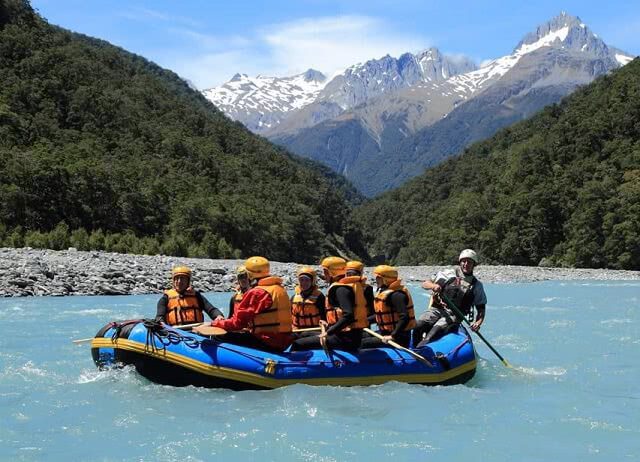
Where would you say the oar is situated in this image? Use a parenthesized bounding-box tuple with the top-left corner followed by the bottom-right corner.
(363, 328, 433, 367)
(440, 293, 512, 368)
(192, 325, 228, 336)
(292, 326, 321, 333)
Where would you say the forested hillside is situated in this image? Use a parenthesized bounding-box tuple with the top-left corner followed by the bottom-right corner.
(351, 59, 640, 269)
(0, 0, 365, 262)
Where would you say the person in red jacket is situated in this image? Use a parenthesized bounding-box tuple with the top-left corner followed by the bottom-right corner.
(210, 256, 292, 352)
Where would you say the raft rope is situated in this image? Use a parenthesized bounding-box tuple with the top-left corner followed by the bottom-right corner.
(141, 319, 202, 353)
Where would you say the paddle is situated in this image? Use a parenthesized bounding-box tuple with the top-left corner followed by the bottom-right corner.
(292, 326, 321, 333)
(439, 292, 512, 368)
(192, 325, 228, 336)
(363, 327, 433, 367)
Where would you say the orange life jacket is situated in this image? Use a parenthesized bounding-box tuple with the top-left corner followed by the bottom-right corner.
(251, 276, 292, 334)
(291, 286, 323, 328)
(326, 276, 368, 330)
(164, 287, 204, 326)
(373, 280, 416, 334)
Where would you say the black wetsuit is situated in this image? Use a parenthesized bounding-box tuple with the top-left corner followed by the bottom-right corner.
(290, 286, 362, 351)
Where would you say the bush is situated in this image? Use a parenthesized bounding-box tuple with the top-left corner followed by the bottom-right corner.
(70, 228, 89, 250)
(48, 222, 70, 250)
(24, 230, 48, 248)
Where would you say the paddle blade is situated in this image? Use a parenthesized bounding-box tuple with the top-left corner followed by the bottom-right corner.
(193, 325, 227, 336)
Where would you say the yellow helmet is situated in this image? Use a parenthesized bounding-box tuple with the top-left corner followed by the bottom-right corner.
(171, 266, 192, 279)
(345, 261, 364, 274)
(236, 265, 248, 277)
(245, 256, 270, 279)
(374, 265, 398, 284)
(320, 256, 347, 278)
(296, 266, 317, 285)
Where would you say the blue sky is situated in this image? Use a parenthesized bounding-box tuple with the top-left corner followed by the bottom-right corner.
(31, 0, 640, 89)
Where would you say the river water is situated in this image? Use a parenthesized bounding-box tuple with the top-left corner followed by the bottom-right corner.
(0, 281, 638, 461)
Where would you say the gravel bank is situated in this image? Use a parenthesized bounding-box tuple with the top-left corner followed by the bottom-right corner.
(1, 248, 638, 297)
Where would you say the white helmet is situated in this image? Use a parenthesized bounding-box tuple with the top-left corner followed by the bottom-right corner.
(459, 249, 478, 264)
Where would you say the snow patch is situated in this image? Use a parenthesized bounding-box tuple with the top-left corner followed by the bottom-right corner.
(517, 27, 570, 55)
(615, 54, 634, 66)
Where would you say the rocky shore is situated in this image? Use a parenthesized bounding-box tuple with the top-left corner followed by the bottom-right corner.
(1, 247, 638, 297)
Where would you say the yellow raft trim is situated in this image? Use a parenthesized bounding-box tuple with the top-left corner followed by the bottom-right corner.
(91, 337, 476, 388)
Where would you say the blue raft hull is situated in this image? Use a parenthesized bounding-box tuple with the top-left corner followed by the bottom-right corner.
(91, 322, 477, 390)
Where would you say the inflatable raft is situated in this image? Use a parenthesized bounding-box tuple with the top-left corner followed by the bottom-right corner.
(90, 320, 477, 390)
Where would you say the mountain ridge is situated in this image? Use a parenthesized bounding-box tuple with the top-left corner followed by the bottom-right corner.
(269, 12, 635, 195)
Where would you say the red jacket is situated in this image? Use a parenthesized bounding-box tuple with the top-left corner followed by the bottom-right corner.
(213, 286, 292, 350)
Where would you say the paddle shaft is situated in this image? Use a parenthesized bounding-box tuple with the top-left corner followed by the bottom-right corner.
(439, 293, 511, 368)
(363, 328, 433, 367)
(292, 327, 321, 333)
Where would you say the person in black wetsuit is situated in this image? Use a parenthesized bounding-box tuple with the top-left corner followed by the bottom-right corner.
(155, 266, 224, 326)
(290, 256, 368, 351)
(360, 265, 416, 348)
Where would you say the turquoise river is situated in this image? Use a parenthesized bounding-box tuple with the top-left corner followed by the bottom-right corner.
(0, 280, 638, 461)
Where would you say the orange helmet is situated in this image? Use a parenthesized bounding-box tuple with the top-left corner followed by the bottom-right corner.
(171, 266, 192, 279)
(320, 256, 347, 279)
(244, 256, 270, 279)
(296, 266, 317, 285)
(345, 261, 364, 275)
(374, 265, 398, 285)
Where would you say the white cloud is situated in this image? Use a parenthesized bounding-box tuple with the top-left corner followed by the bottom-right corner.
(166, 15, 431, 89)
(120, 6, 202, 29)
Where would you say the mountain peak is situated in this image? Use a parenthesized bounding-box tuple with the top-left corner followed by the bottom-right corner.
(302, 69, 326, 83)
(511, 12, 620, 58)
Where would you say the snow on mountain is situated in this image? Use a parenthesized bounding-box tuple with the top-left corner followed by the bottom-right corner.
(427, 12, 634, 104)
(204, 12, 635, 140)
(202, 69, 327, 132)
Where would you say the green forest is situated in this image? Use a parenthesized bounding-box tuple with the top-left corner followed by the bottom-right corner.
(1, 0, 639, 270)
(353, 59, 640, 269)
(0, 0, 365, 262)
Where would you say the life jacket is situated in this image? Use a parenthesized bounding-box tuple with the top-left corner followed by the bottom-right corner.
(325, 276, 368, 330)
(434, 267, 477, 317)
(373, 280, 416, 333)
(251, 276, 292, 334)
(291, 286, 323, 328)
(164, 287, 203, 326)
